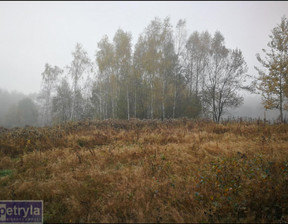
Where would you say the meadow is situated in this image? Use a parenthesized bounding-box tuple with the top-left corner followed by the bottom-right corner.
(1, 119, 288, 223)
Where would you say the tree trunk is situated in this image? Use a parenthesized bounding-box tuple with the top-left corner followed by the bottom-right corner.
(279, 75, 284, 123)
(195, 61, 199, 97)
(172, 85, 177, 119)
(134, 91, 137, 118)
(112, 98, 115, 119)
(162, 80, 166, 120)
(150, 80, 154, 119)
(172, 70, 178, 119)
(217, 92, 223, 123)
(211, 85, 216, 122)
(189, 64, 193, 97)
(70, 79, 77, 121)
(99, 84, 102, 120)
(127, 88, 130, 120)
(280, 91, 283, 123)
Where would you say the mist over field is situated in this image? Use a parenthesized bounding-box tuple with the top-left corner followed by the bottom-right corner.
(0, 88, 282, 128)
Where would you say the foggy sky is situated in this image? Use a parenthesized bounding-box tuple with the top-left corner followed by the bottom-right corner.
(0, 1, 287, 119)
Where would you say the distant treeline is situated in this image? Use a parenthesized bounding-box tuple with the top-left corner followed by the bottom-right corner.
(0, 89, 38, 127)
(1, 16, 287, 127)
(37, 17, 250, 126)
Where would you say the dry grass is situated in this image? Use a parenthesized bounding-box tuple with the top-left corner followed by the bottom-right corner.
(1, 119, 288, 223)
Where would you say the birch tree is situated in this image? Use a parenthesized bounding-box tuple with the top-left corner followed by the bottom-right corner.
(68, 43, 91, 121)
(133, 35, 150, 119)
(142, 18, 162, 119)
(133, 17, 176, 119)
(113, 29, 132, 119)
(173, 19, 187, 118)
(255, 16, 288, 122)
(96, 36, 115, 119)
(39, 63, 63, 125)
(185, 31, 211, 98)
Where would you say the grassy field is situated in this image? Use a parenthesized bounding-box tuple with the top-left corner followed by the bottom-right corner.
(1, 119, 288, 223)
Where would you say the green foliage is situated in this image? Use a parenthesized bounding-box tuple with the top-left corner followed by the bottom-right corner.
(0, 169, 13, 178)
(196, 155, 288, 222)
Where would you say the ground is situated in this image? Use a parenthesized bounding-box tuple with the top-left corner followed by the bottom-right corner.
(1, 119, 288, 223)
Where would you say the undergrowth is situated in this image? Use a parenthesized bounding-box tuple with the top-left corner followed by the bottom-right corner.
(0, 119, 288, 223)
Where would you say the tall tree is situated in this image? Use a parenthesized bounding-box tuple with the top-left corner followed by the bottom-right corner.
(202, 31, 248, 122)
(185, 31, 211, 98)
(96, 36, 115, 119)
(68, 43, 91, 121)
(38, 64, 62, 125)
(158, 17, 177, 119)
(141, 17, 162, 119)
(133, 35, 150, 119)
(255, 16, 288, 122)
(134, 17, 176, 119)
(52, 78, 73, 123)
(172, 19, 187, 118)
(113, 29, 132, 119)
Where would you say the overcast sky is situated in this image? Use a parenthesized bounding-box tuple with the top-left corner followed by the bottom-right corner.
(0, 1, 287, 96)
